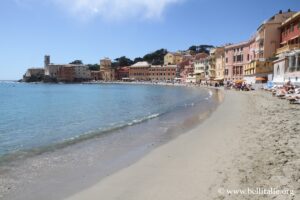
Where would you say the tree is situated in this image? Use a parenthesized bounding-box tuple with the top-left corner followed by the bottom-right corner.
(133, 57, 143, 64)
(70, 60, 83, 65)
(114, 56, 134, 67)
(87, 64, 100, 71)
(142, 49, 168, 65)
(188, 45, 214, 54)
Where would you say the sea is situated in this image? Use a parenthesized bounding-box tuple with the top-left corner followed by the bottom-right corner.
(0, 81, 223, 200)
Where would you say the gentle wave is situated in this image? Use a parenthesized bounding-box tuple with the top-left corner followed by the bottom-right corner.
(0, 113, 161, 165)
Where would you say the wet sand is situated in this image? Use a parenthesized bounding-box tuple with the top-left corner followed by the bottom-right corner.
(0, 88, 223, 200)
(65, 90, 300, 200)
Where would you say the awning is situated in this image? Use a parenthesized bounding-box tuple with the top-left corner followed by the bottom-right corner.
(280, 41, 287, 44)
(255, 77, 266, 81)
(289, 35, 300, 40)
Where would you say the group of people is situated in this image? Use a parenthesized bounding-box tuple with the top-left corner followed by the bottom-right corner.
(225, 81, 254, 91)
(265, 81, 300, 104)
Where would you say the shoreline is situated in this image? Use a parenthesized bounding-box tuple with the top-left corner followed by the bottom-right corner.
(65, 90, 300, 200)
(0, 86, 223, 200)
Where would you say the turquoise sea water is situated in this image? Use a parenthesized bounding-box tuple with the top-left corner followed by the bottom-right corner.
(0, 82, 211, 159)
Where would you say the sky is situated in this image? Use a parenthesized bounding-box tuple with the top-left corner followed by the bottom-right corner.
(0, 0, 300, 80)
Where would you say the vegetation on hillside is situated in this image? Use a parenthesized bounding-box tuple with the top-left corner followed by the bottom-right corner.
(188, 45, 214, 54)
(86, 44, 214, 68)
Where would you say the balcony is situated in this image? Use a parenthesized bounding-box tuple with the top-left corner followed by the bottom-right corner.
(276, 44, 300, 55)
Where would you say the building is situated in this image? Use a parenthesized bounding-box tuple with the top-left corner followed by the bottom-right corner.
(57, 66, 75, 82)
(164, 52, 183, 65)
(74, 65, 91, 81)
(23, 68, 45, 82)
(276, 12, 300, 55)
(129, 62, 150, 81)
(208, 48, 225, 81)
(25, 68, 45, 78)
(179, 60, 194, 83)
(44, 55, 60, 79)
(186, 74, 197, 83)
(100, 58, 115, 81)
(194, 53, 209, 60)
(273, 54, 289, 84)
(44, 55, 91, 81)
(244, 60, 273, 84)
(44, 55, 50, 67)
(149, 65, 177, 82)
(115, 67, 130, 81)
(224, 41, 250, 82)
(237, 10, 295, 84)
(214, 47, 225, 82)
(90, 71, 102, 81)
(45, 64, 61, 78)
(255, 10, 295, 60)
(272, 11, 300, 85)
(194, 55, 209, 83)
(284, 50, 300, 84)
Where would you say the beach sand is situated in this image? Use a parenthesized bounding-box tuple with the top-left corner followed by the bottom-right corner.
(65, 90, 300, 200)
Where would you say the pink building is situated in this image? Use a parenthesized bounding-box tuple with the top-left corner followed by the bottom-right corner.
(224, 41, 250, 82)
(179, 60, 194, 83)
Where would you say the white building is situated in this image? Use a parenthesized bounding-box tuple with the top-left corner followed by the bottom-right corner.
(273, 53, 288, 84)
(285, 50, 300, 85)
(74, 65, 91, 80)
(273, 50, 300, 85)
(45, 64, 61, 78)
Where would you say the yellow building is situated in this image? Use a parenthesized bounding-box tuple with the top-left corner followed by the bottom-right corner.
(100, 58, 115, 81)
(214, 47, 225, 82)
(164, 52, 183, 65)
(244, 60, 273, 84)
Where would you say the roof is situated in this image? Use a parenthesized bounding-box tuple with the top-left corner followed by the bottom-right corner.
(150, 65, 177, 68)
(225, 41, 250, 49)
(48, 64, 87, 67)
(257, 11, 296, 31)
(166, 52, 182, 56)
(194, 53, 209, 60)
(131, 61, 150, 67)
(280, 11, 300, 28)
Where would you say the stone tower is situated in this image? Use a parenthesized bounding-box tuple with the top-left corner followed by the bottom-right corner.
(44, 55, 50, 67)
(100, 58, 115, 81)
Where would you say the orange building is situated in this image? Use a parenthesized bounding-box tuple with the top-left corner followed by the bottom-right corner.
(149, 65, 177, 82)
(129, 62, 150, 81)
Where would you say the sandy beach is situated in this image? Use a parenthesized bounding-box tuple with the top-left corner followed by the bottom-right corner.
(65, 90, 300, 200)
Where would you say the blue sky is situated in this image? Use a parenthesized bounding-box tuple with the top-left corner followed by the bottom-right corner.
(0, 0, 300, 80)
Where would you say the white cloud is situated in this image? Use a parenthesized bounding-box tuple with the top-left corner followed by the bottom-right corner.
(53, 0, 183, 21)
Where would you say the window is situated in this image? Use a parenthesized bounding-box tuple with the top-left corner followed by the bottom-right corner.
(236, 55, 242, 62)
(226, 58, 228, 63)
(290, 24, 294, 32)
